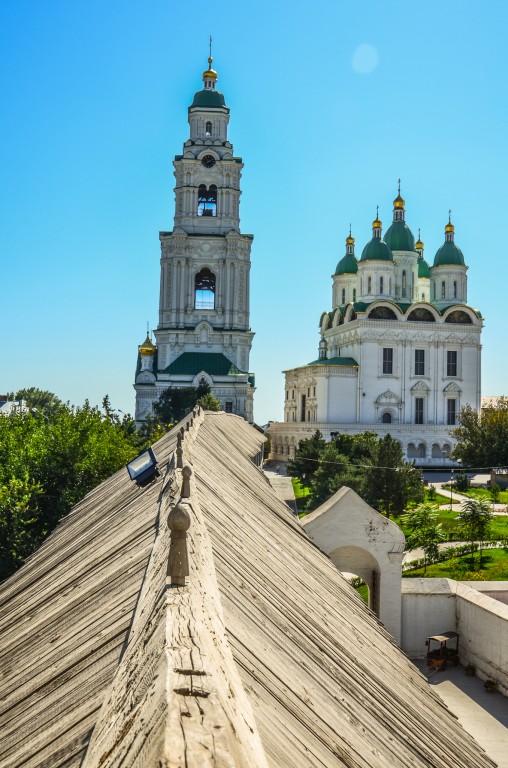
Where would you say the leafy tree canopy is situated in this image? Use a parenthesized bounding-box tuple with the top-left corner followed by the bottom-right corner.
(197, 392, 221, 411)
(152, 384, 210, 427)
(401, 503, 445, 574)
(452, 399, 508, 467)
(0, 391, 143, 580)
(457, 497, 493, 567)
(287, 430, 326, 488)
(288, 430, 423, 516)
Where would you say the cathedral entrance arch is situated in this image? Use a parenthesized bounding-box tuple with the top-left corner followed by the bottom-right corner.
(301, 486, 405, 643)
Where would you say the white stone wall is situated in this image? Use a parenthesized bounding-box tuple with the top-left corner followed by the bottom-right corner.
(301, 486, 405, 644)
(401, 579, 508, 695)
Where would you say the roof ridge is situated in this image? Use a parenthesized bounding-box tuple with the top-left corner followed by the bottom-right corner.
(82, 408, 268, 768)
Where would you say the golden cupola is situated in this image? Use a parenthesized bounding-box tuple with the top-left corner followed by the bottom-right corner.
(139, 334, 156, 356)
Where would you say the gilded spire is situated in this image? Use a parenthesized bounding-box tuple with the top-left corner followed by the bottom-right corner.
(393, 178, 405, 209)
(202, 35, 218, 84)
(415, 227, 424, 252)
(346, 223, 355, 245)
(373, 205, 382, 231)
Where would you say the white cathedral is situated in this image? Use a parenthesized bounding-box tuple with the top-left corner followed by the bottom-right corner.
(134, 55, 483, 466)
(269, 191, 483, 465)
(134, 55, 255, 425)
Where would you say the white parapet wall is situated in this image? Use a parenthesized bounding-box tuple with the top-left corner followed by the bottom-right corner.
(402, 578, 508, 695)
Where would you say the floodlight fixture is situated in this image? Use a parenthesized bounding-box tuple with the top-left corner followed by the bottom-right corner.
(126, 447, 159, 486)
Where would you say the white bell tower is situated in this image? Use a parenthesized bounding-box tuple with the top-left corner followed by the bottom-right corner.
(134, 51, 255, 425)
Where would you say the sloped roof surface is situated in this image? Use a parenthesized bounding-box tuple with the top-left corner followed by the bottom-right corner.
(0, 414, 495, 768)
(161, 351, 245, 376)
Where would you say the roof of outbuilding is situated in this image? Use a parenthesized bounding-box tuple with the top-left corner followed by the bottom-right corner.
(306, 356, 359, 367)
(0, 413, 496, 768)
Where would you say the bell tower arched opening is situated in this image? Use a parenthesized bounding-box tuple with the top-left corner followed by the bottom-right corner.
(195, 268, 216, 309)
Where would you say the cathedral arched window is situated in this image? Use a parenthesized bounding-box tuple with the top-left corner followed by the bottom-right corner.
(195, 268, 216, 309)
(341, 288, 346, 304)
(441, 281, 446, 298)
(368, 277, 372, 293)
(382, 412, 392, 423)
(402, 270, 407, 298)
(379, 276, 384, 294)
(453, 280, 457, 298)
(205, 121, 212, 136)
(197, 184, 217, 216)
(353, 288, 356, 302)
(407, 307, 435, 322)
(368, 306, 397, 320)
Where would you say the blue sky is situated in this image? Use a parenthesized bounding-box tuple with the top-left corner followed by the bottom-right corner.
(1, 0, 507, 424)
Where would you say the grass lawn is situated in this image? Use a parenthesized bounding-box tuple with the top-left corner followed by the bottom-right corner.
(458, 487, 508, 504)
(404, 547, 508, 580)
(291, 478, 311, 512)
(393, 507, 508, 541)
(425, 491, 449, 505)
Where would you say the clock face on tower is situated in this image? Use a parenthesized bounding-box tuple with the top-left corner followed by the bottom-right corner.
(202, 155, 216, 168)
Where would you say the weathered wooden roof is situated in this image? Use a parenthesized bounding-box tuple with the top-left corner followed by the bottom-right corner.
(0, 412, 495, 767)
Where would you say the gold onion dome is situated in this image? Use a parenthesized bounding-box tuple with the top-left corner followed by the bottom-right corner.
(393, 194, 405, 209)
(346, 233, 355, 245)
(139, 335, 156, 356)
(203, 56, 218, 80)
(445, 220, 455, 233)
(373, 216, 382, 229)
(415, 229, 424, 250)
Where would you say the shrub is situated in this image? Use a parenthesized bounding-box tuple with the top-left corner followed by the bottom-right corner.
(454, 472, 470, 492)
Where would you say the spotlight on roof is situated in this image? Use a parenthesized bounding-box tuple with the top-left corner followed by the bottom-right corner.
(126, 447, 159, 486)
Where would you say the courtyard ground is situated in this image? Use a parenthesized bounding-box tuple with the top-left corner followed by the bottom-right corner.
(415, 660, 508, 766)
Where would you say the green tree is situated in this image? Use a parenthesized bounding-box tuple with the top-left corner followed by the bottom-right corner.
(152, 384, 210, 427)
(0, 396, 141, 580)
(457, 497, 493, 568)
(310, 443, 367, 507)
(401, 503, 446, 574)
(197, 392, 221, 411)
(287, 430, 326, 488)
(0, 476, 44, 579)
(452, 399, 508, 467)
(368, 435, 424, 516)
(14, 386, 65, 418)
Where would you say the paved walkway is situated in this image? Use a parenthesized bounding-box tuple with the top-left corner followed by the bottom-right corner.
(263, 462, 298, 515)
(432, 482, 508, 515)
(415, 660, 508, 766)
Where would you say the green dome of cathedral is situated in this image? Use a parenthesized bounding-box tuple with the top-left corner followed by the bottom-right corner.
(190, 89, 226, 108)
(433, 219, 465, 266)
(433, 241, 465, 266)
(418, 256, 431, 278)
(335, 253, 358, 275)
(360, 238, 393, 262)
(383, 220, 415, 251)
